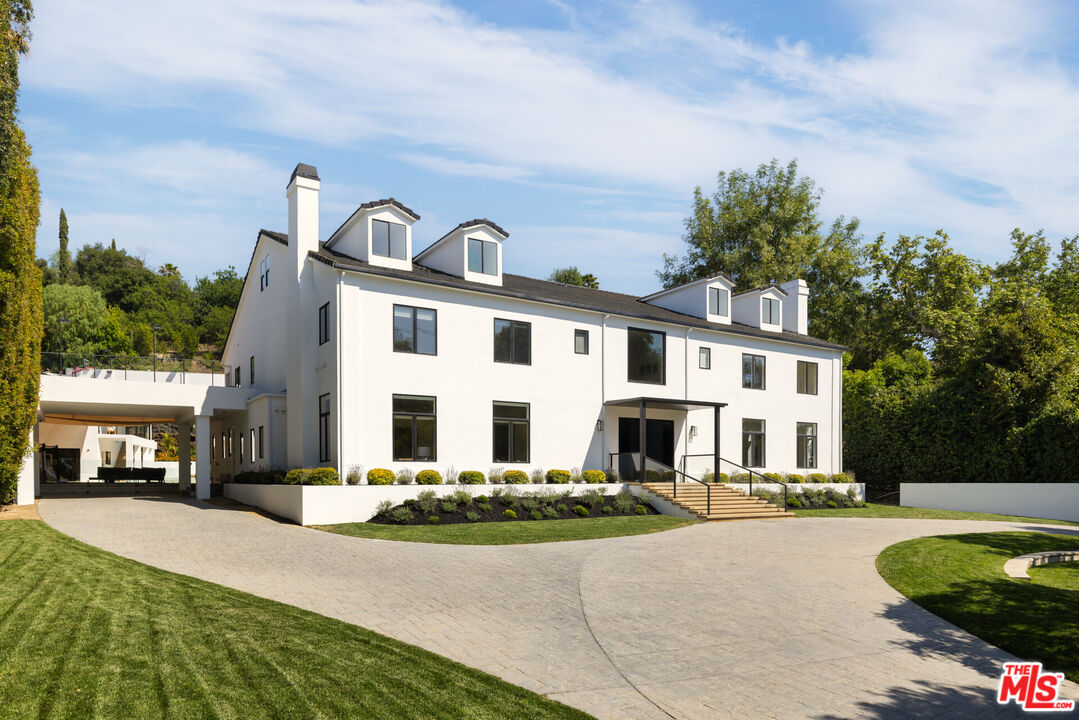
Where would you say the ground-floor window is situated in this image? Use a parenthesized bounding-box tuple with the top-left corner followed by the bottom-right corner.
(493, 401, 529, 463)
(319, 394, 331, 463)
(258, 426, 264, 459)
(796, 422, 817, 468)
(742, 418, 765, 467)
(393, 395, 436, 461)
(249, 428, 255, 463)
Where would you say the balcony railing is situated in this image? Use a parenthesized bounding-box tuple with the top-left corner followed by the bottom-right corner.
(41, 352, 232, 386)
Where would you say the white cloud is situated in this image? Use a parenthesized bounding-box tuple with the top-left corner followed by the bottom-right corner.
(401, 153, 534, 181)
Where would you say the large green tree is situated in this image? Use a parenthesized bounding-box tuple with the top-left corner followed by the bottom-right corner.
(41, 284, 108, 356)
(0, 0, 39, 504)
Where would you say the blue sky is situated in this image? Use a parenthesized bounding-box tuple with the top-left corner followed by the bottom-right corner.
(19, 0, 1079, 295)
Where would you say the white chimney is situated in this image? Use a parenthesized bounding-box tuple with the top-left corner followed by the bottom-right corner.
(286, 163, 319, 467)
(779, 279, 810, 334)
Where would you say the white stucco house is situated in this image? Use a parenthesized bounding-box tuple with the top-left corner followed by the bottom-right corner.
(211, 163, 845, 486)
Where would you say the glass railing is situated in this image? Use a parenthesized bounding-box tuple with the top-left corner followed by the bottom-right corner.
(40, 352, 232, 386)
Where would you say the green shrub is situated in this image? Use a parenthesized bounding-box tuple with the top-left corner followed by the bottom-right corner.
(762, 472, 783, 482)
(477, 502, 493, 512)
(305, 468, 341, 486)
(416, 490, 438, 515)
(786, 496, 803, 508)
(502, 508, 517, 520)
(807, 473, 828, 483)
(604, 469, 620, 482)
(475, 495, 489, 503)
(556, 503, 569, 514)
(440, 501, 457, 514)
(785, 473, 805, 484)
(233, 470, 287, 485)
(546, 469, 570, 484)
(452, 490, 472, 506)
(396, 469, 414, 485)
(581, 470, 606, 484)
(367, 468, 395, 485)
(636, 490, 653, 508)
(502, 470, 529, 484)
(458, 471, 485, 484)
(634, 505, 647, 515)
(701, 472, 714, 483)
(601, 505, 613, 514)
(826, 500, 837, 508)
(390, 507, 414, 524)
(831, 472, 853, 483)
(573, 505, 589, 517)
(465, 510, 481, 522)
(612, 490, 635, 514)
(717, 472, 731, 483)
(731, 473, 750, 483)
(283, 469, 308, 485)
(428, 516, 440, 525)
(529, 510, 543, 521)
(403, 498, 416, 508)
(644, 470, 661, 482)
(374, 499, 394, 517)
(521, 497, 539, 512)
(416, 469, 442, 485)
(543, 506, 559, 519)
(580, 489, 603, 507)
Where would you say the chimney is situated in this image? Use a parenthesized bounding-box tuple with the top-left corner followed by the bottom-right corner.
(779, 279, 810, 334)
(286, 163, 319, 467)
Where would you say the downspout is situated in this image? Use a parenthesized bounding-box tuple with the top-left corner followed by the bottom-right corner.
(601, 314, 610, 471)
(684, 327, 692, 466)
(336, 270, 344, 479)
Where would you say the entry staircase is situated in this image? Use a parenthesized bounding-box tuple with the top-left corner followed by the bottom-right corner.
(641, 481, 792, 521)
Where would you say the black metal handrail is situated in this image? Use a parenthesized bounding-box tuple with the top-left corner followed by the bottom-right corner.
(682, 454, 788, 512)
(608, 451, 715, 516)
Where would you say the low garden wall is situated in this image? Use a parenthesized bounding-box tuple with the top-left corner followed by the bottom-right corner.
(901, 483, 1079, 523)
(224, 482, 627, 526)
(730, 482, 865, 501)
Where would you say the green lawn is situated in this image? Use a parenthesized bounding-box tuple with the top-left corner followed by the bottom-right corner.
(877, 531, 1079, 683)
(1028, 561, 1079, 592)
(0, 520, 592, 720)
(317, 515, 696, 545)
(792, 503, 1079, 526)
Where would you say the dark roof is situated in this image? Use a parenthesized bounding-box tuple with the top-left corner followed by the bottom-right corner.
(261, 229, 287, 245)
(325, 198, 421, 248)
(309, 244, 845, 352)
(288, 163, 319, 186)
(435, 218, 509, 243)
(734, 282, 788, 297)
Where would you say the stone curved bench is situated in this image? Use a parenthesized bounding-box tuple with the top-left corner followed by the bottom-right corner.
(1004, 550, 1079, 580)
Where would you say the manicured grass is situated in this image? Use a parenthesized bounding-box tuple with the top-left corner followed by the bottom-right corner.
(877, 531, 1079, 682)
(1028, 561, 1079, 592)
(792, 503, 1079, 526)
(317, 515, 696, 545)
(0, 520, 592, 720)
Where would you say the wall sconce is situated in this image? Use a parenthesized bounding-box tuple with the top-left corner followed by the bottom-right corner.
(689, 425, 698, 439)
(595, 419, 604, 432)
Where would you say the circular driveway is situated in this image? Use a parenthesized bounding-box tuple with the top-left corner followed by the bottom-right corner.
(39, 497, 1079, 719)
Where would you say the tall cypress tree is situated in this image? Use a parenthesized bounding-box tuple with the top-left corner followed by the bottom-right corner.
(0, 0, 40, 505)
(57, 207, 73, 282)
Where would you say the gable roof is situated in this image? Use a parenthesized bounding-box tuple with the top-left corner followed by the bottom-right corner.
(638, 272, 735, 302)
(324, 198, 421, 249)
(733, 282, 788, 298)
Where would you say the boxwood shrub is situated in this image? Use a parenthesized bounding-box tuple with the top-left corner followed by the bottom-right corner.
(830, 472, 853, 483)
(581, 470, 606, 484)
(762, 472, 783, 482)
(785, 473, 805, 483)
(415, 469, 443, 485)
(807, 473, 828, 483)
(367, 468, 395, 485)
(502, 470, 529, 484)
(731, 473, 751, 483)
(231, 470, 286, 485)
(304, 468, 341, 485)
(546, 469, 570, 484)
(458, 470, 485, 484)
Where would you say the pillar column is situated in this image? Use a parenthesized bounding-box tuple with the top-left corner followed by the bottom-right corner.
(177, 423, 192, 494)
(16, 423, 38, 505)
(195, 415, 211, 500)
(638, 398, 647, 480)
(713, 405, 721, 480)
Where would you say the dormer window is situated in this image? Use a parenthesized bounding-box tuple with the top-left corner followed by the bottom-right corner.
(468, 238, 498, 275)
(372, 219, 407, 260)
(762, 297, 780, 325)
(708, 286, 728, 316)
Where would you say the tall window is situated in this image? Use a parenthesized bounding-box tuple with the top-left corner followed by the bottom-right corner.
(372, 219, 407, 260)
(393, 305, 437, 355)
(742, 353, 765, 389)
(239, 432, 244, 463)
(494, 319, 531, 364)
(393, 395, 436, 461)
(258, 426, 264, 459)
(211, 434, 216, 461)
(259, 255, 270, 291)
(221, 432, 227, 458)
(468, 238, 498, 275)
(628, 327, 665, 384)
(762, 297, 780, 325)
(708, 286, 728, 316)
(319, 394, 331, 462)
(699, 346, 711, 369)
(493, 402, 529, 463)
(318, 302, 330, 345)
(742, 418, 765, 467)
(249, 356, 255, 385)
(574, 329, 589, 355)
(797, 422, 817, 469)
(234, 366, 241, 387)
(797, 361, 818, 395)
(249, 428, 255, 463)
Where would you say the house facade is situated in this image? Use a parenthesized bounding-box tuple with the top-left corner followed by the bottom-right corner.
(215, 163, 845, 483)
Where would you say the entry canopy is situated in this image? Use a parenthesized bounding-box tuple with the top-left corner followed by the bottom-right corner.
(604, 397, 727, 412)
(43, 413, 176, 426)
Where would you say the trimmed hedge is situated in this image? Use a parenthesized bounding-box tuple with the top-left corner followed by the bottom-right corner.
(581, 470, 606, 484)
(502, 470, 528, 484)
(831, 472, 853, 483)
(233, 468, 339, 486)
(807, 473, 828, 483)
(546, 469, 570, 484)
(785, 473, 805, 483)
(366, 468, 395, 485)
(232, 470, 286, 485)
(458, 470, 485, 484)
(415, 469, 442, 485)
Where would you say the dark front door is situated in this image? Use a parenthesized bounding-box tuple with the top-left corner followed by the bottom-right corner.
(40, 445, 79, 483)
(617, 417, 675, 480)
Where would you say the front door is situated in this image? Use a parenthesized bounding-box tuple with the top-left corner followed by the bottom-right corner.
(617, 417, 675, 480)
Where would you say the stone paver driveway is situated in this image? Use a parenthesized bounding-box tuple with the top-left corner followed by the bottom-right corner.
(39, 497, 1079, 719)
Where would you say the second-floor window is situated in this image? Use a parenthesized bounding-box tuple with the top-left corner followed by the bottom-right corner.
(628, 327, 665, 384)
(259, 255, 270, 291)
(797, 360, 818, 395)
(699, 347, 711, 369)
(494, 319, 530, 364)
(468, 238, 497, 275)
(742, 353, 765, 389)
(319, 302, 330, 345)
(234, 366, 241, 387)
(762, 297, 780, 325)
(372, 219, 407, 260)
(574, 329, 589, 355)
(249, 356, 255, 385)
(708, 286, 728, 316)
(393, 305, 437, 355)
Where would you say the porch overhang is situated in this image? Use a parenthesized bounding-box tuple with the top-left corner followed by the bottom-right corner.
(604, 397, 727, 412)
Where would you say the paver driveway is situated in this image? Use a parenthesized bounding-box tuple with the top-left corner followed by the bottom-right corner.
(39, 497, 1078, 719)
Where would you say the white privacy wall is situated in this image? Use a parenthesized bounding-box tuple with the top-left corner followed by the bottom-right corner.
(901, 483, 1079, 523)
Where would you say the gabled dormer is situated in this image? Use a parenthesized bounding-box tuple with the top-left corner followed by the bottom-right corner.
(638, 273, 735, 324)
(323, 198, 420, 271)
(731, 283, 788, 332)
(414, 219, 508, 287)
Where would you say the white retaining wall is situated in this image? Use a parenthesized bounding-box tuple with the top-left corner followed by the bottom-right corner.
(224, 482, 627, 526)
(901, 483, 1079, 523)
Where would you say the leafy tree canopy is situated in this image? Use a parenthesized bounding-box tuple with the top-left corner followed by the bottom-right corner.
(42, 283, 107, 355)
(548, 266, 599, 289)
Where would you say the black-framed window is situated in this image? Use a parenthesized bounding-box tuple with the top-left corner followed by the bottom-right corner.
(258, 426, 264, 459)
(699, 346, 711, 369)
(234, 366, 241, 387)
(249, 356, 255, 385)
(742, 353, 765, 389)
(211, 434, 216, 461)
(249, 428, 255, 463)
(372, 219, 407, 260)
(393, 395, 436, 461)
(797, 361, 818, 395)
(797, 422, 817, 469)
(393, 305, 437, 355)
(494, 319, 530, 364)
(762, 297, 780, 325)
(319, 393, 331, 463)
(574, 329, 589, 355)
(742, 418, 765, 467)
(708, 286, 728, 316)
(319, 302, 330, 345)
(221, 432, 227, 458)
(628, 327, 666, 384)
(239, 432, 244, 463)
(259, 255, 270, 291)
(493, 402, 529, 463)
(468, 238, 498, 275)
(228, 429, 233, 458)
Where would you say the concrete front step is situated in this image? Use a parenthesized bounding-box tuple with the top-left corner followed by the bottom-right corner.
(641, 482, 793, 521)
